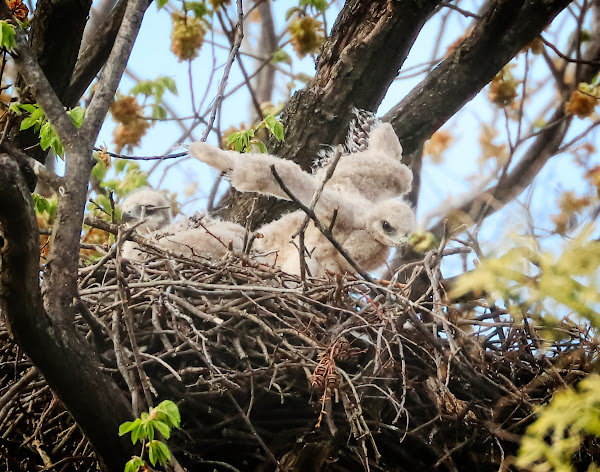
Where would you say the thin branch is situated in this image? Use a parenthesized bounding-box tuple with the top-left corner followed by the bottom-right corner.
(293, 145, 344, 282)
(440, 1, 481, 19)
(270, 165, 374, 283)
(541, 34, 600, 64)
(201, 0, 244, 141)
(93, 146, 187, 161)
(0, 367, 38, 412)
(226, 392, 279, 466)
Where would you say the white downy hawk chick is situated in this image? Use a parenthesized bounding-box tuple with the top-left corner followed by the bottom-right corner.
(252, 197, 415, 276)
(188, 140, 416, 277)
(120, 188, 245, 260)
(155, 213, 246, 259)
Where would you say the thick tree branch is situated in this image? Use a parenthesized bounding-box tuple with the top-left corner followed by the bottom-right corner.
(29, 0, 91, 101)
(80, 0, 118, 49)
(216, 0, 441, 226)
(0, 156, 133, 472)
(0, 1, 147, 466)
(0, 142, 64, 191)
(37, 0, 147, 331)
(273, 0, 441, 165)
(64, 0, 154, 108)
(82, 0, 147, 137)
(252, 0, 277, 111)
(0, 4, 81, 150)
(383, 0, 572, 155)
(8, 0, 91, 165)
(428, 1, 600, 238)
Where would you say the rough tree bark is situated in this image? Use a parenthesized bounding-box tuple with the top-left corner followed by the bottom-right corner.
(0, 0, 149, 468)
(14, 0, 91, 164)
(0, 157, 133, 471)
(215, 0, 441, 226)
(215, 0, 572, 232)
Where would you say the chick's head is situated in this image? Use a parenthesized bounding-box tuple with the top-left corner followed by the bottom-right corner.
(121, 188, 172, 233)
(366, 200, 416, 247)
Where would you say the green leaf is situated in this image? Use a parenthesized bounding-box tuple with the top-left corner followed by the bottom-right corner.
(285, 7, 301, 21)
(10, 103, 35, 114)
(119, 419, 141, 437)
(227, 129, 255, 152)
(153, 419, 171, 439)
(8, 103, 22, 114)
(91, 161, 108, 181)
(156, 0, 168, 9)
(130, 81, 154, 97)
(39, 121, 64, 157)
(184, 1, 210, 18)
(124, 456, 145, 472)
(32, 193, 50, 214)
(114, 158, 128, 173)
(19, 105, 45, 130)
(271, 49, 292, 65)
(156, 76, 177, 95)
(39, 122, 55, 149)
(154, 400, 181, 428)
(0, 21, 16, 53)
(251, 139, 267, 153)
(517, 374, 600, 471)
(130, 423, 144, 444)
(163, 400, 181, 428)
(263, 115, 285, 142)
(148, 440, 171, 467)
(68, 106, 86, 128)
(145, 422, 155, 441)
(300, 0, 329, 12)
(20, 115, 39, 130)
(152, 104, 167, 120)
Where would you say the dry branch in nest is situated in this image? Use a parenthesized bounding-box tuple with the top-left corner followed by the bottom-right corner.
(0, 239, 598, 471)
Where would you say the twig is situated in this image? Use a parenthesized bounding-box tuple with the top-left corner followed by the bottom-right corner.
(293, 145, 344, 284)
(92, 146, 187, 161)
(201, 0, 244, 141)
(440, 1, 481, 18)
(0, 367, 38, 412)
(270, 165, 374, 283)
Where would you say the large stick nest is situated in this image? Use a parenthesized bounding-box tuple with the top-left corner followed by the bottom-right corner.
(0, 243, 597, 471)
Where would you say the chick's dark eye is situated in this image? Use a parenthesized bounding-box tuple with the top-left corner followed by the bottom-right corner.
(382, 220, 393, 233)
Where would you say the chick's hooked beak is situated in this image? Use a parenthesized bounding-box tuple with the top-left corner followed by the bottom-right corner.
(121, 209, 138, 224)
(390, 233, 410, 247)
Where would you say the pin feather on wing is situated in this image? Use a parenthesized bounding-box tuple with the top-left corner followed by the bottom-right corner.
(314, 112, 413, 202)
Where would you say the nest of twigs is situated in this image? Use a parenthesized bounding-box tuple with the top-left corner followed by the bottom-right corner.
(1, 243, 598, 471)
